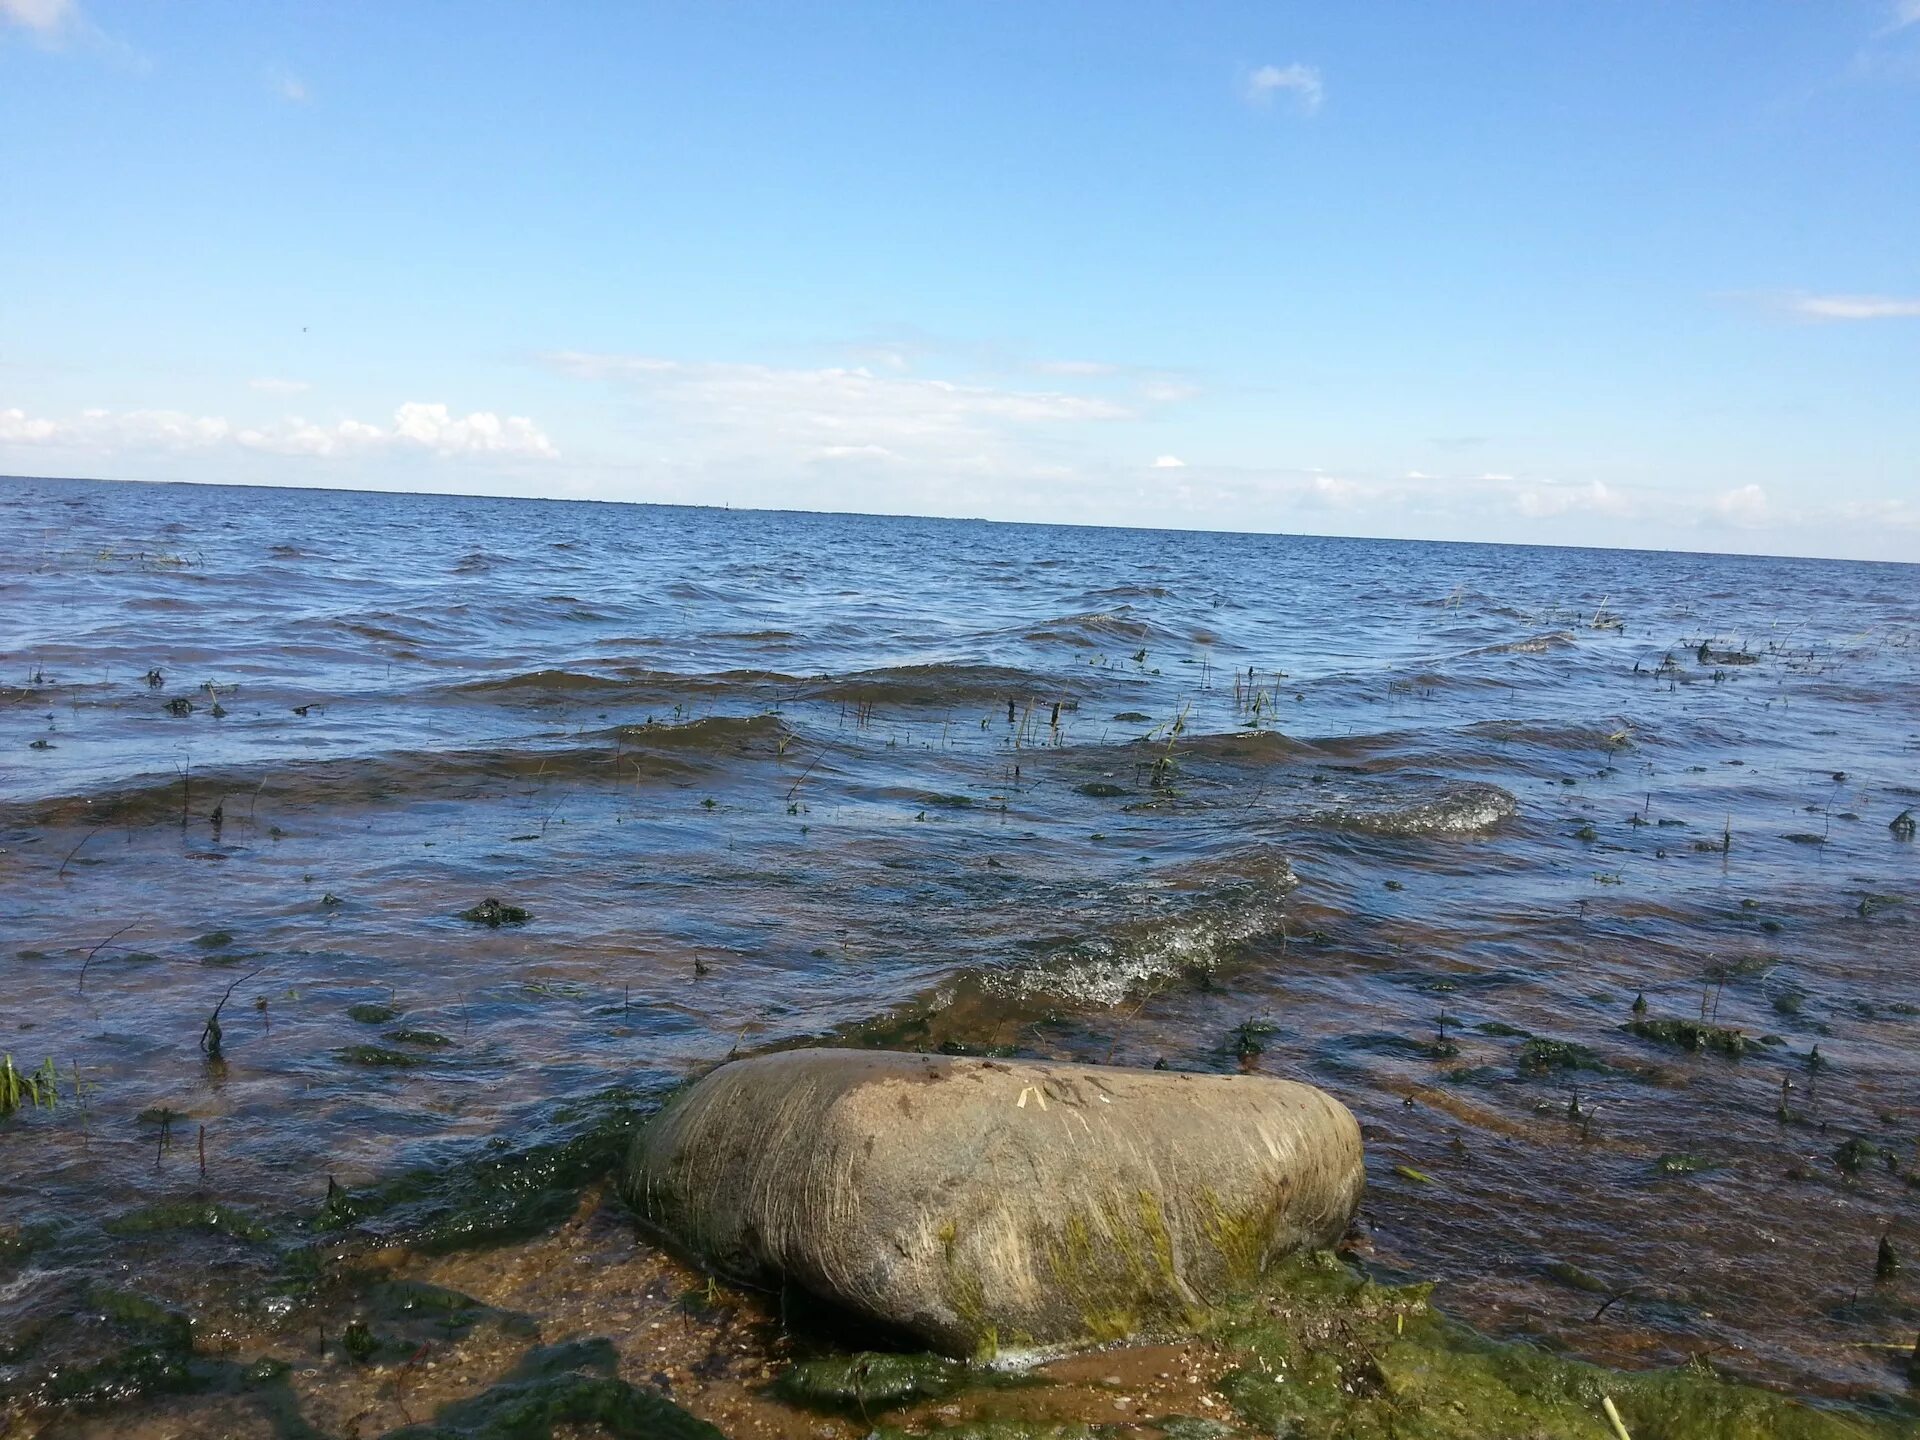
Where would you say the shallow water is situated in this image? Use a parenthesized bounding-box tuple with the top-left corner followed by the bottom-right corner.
(2, 475, 1918, 1416)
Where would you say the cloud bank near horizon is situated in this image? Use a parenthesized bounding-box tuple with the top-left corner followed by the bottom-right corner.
(0, 401, 557, 461)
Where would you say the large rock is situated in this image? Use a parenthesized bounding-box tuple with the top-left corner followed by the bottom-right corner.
(621, 1049, 1364, 1359)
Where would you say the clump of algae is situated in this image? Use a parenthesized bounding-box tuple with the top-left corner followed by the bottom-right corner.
(868, 1252, 1907, 1440)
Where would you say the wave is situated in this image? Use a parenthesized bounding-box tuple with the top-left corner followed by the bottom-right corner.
(7, 716, 790, 828)
(1305, 778, 1517, 836)
(805, 663, 1101, 708)
(1464, 631, 1579, 657)
(446, 667, 800, 706)
(980, 849, 1299, 1005)
(1020, 607, 1181, 650)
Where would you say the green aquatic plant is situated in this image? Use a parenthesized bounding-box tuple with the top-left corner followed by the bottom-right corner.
(381, 1337, 723, 1440)
(1833, 1136, 1880, 1176)
(460, 897, 531, 926)
(1626, 1016, 1747, 1058)
(342, 1319, 378, 1364)
(335, 1044, 426, 1069)
(774, 1351, 980, 1412)
(0, 1055, 58, 1117)
(1229, 1018, 1277, 1061)
(1516, 1037, 1607, 1077)
(386, 1028, 454, 1047)
(312, 1088, 640, 1252)
(1200, 1252, 1898, 1440)
(104, 1200, 271, 1242)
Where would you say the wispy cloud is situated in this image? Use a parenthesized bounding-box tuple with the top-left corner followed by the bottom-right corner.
(1781, 292, 1920, 320)
(1242, 62, 1324, 115)
(1885, 0, 1920, 32)
(0, 0, 74, 36)
(267, 67, 309, 103)
(1714, 483, 1771, 526)
(0, 0, 142, 65)
(0, 402, 557, 459)
(1151, 455, 1187, 469)
(544, 351, 1136, 476)
(248, 377, 311, 394)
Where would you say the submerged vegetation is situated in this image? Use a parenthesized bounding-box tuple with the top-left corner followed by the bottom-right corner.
(7, 482, 1920, 1435)
(459, 897, 532, 927)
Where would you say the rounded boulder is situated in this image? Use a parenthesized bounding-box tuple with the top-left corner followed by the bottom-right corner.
(621, 1049, 1364, 1359)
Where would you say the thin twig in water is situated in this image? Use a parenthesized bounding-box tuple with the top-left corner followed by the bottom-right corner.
(77, 923, 138, 993)
(57, 828, 101, 878)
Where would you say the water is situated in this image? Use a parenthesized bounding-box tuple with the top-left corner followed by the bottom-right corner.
(2, 474, 1917, 1417)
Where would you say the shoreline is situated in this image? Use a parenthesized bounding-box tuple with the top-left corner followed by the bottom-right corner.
(7, 1019, 1919, 1438)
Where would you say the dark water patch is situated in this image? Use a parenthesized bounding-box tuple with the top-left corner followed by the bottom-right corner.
(805, 662, 1111, 709)
(8, 716, 787, 827)
(447, 665, 800, 707)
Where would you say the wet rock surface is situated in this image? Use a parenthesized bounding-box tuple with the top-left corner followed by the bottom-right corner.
(622, 1049, 1365, 1358)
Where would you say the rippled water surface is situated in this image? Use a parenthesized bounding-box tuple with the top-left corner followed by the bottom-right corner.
(3, 475, 1918, 1415)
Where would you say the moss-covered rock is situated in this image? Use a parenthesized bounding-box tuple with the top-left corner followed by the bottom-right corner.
(622, 1050, 1364, 1359)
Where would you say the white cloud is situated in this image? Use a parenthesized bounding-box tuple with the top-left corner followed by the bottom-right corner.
(387, 402, 555, 457)
(0, 0, 73, 34)
(1243, 63, 1324, 115)
(1887, 0, 1920, 31)
(1513, 479, 1630, 520)
(1151, 455, 1187, 468)
(248, 377, 311, 394)
(1714, 483, 1770, 526)
(269, 68, 309, 103)
(0, 401, 556, 460)
(543, 351, 1135, 474)
(1785, 292, 1920, 320)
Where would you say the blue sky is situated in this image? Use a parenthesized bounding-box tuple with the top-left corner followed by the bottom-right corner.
(3, 2, 1917, 560)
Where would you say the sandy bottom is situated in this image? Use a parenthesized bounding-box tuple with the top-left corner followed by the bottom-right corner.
(35, 1190, 1236, 1439)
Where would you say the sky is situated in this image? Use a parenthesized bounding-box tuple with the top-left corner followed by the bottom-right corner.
(2, 2, 1918, 561)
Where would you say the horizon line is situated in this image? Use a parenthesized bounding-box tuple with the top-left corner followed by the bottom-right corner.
(4, 469, 1914, 571)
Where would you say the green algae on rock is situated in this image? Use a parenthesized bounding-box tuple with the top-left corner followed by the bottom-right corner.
(621, 1049, 1364, 1360)
(1627, 1016, 1749, 1058)
(861, 1252, 1909, 1440)
(775, 1351, 981, 1411)
(1205, 1253, 1904, 1440)
(459, 898, 531, 927)
(382, 1338, 723, 1440)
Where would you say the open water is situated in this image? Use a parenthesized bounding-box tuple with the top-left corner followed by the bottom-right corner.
(2, 474, 1917, 1418)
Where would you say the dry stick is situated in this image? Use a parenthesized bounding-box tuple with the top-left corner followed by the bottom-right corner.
(76, 922, 138, 994)
(201, 965, 268, 1058)
(57, 827, 101, 878)
(784, 744, 831, 802)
